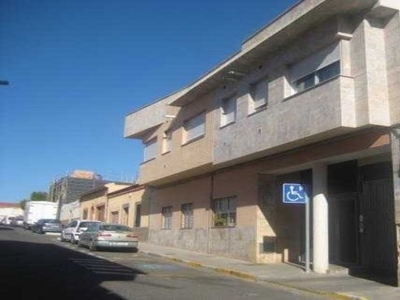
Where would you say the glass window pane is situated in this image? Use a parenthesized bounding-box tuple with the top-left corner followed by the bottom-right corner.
(317, 61, 340, 83)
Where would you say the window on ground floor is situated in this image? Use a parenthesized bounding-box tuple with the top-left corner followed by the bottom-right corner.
(212, 196, 237, 227)
(134, 204, 141, 228)
(96, 205, 105, 222)
(181, 203, 193, 229)
(162, 206, 173, 229)
(111, 211, 119, 224)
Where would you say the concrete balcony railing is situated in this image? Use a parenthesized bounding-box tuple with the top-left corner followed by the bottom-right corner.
(214, 75, 357, 166)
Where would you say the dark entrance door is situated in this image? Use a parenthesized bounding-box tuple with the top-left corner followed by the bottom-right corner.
(360, 179, 397, 279)
(329, 193, 358, 265)
(328, 161, 359, 266)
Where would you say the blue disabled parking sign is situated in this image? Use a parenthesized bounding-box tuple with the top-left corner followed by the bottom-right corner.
(283, 183, 307, 204)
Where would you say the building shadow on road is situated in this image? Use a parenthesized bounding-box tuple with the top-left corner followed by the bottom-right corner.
(0, 239, 146, 299)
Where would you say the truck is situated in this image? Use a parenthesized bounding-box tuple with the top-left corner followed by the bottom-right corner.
(23, 201, 58, 229)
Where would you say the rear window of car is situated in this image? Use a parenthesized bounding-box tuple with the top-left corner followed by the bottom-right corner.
(44, 219, 60, 223)
(99, 225, 132, 232)
(79, 222, 98, 228)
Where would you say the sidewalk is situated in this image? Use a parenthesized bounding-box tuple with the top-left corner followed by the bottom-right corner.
(139, 242, 400, 300)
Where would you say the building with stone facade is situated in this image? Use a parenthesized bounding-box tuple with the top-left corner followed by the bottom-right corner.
(78, 183, 148, 239)
(124, 0, 400, 285)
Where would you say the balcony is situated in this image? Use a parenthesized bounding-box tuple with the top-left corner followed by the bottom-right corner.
(214, 75, 357, 166)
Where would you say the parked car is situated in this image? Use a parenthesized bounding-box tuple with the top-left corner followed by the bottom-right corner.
(10, 216, 24, 227)
(32, 219, 62, 234)
(61, 220, 101, 244)
(78, 223, 138, 252)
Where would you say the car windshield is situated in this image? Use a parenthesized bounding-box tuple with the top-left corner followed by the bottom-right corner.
(99, 225, 132, 232)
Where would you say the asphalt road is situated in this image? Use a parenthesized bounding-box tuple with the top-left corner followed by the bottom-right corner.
(0, 225, 328, 299)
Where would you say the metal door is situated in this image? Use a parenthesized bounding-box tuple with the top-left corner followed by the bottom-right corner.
(361, 179, 397, 274)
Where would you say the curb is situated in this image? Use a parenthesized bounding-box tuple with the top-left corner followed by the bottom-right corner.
(142, 250, 367, 300)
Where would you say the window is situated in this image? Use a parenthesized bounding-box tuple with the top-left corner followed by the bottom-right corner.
(162, 131, 172, 153)
(290, 43, 340, 94)
(181, 203, 193, 229)
(111, 211, 119, 224)
(220, 96, 236, 127)
(96, 205, 105, 222)
(144, 138, 157, 161)
(249, 78, 268, 112)
(293, 61, 340, 93)
(122, 205, 129, 225)
(183, 112, 205, 143)
(134, 204, 141, 228)
(212, 196, 237, 227)
(162, 206, 173, 229)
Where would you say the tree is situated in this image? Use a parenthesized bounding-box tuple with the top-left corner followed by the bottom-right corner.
(30, 191, 48, 201)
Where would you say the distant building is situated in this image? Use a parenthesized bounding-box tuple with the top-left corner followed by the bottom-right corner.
(48, 170, 109, 205)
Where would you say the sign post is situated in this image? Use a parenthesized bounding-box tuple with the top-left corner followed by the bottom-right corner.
(282, 183, 310, 273)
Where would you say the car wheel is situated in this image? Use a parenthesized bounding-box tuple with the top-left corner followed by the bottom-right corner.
(60, 233, 66, 242)
(89, 240, 97, 251)
(131, 247, 138, 253)
(77, 241, 82, 248)
(71, 235, 76, 245)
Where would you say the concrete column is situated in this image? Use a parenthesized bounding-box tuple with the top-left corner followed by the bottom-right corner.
(312, 163, 329, 274)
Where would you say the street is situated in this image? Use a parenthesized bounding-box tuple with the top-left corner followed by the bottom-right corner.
(0, 225, 328, 299)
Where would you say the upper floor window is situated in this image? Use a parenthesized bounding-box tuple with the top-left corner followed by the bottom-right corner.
(183, 112, 205, 144)
(291, 43, 340, 94)
(162, 131, 172, 153)
(249, 78, 268, 113)
(144, 138, 157, 161)
(220, 96, 236, 127)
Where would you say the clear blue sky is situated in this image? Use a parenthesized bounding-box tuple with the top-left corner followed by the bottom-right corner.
(0, 0, 298, 203)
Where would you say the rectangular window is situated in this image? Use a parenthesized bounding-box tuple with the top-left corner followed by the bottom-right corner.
(293, 61, 340, 93)
(122, 205, 129, 226)
(183, 112, 205, 143)
(212, 196, 237, 227)
(134, 204, 141, 227)
(144, 138, 157, 161)
(220, 96, 236, 127)
(181, 203, 193, 229)
(162, 206, 173, 229)
(291, 43, 340, 94)
(162, 131, 172, 153)
(250, 79, 268, 112)
(96, 205, 105, 222)
(111, 211, 119, 224)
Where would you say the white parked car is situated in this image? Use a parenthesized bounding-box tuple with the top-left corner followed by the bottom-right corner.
(78, 223, 139, 252)
(61, 220, 101, 244)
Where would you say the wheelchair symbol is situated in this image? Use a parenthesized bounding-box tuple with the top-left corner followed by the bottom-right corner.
(286, 185, 304, 202)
